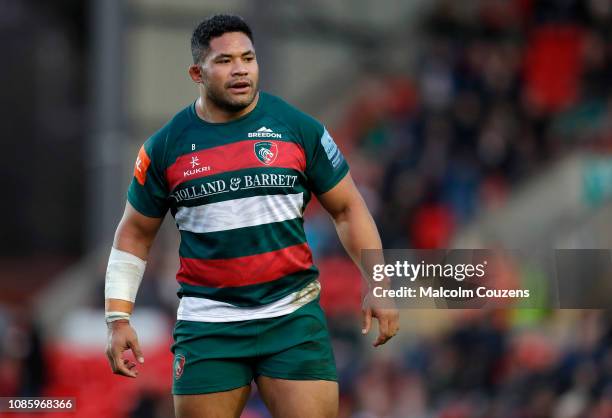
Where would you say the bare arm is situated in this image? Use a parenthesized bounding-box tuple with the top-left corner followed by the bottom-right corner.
(317, 173, 399, 347)
(105, 201, 164, 377)
(105, 201, 164, 313)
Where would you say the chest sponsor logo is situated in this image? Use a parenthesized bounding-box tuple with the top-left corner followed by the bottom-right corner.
(183, 156, 211, 178)
(254, 141, 279, 166)
(248, 126, 282, 139)
(170, 173, 299, 203)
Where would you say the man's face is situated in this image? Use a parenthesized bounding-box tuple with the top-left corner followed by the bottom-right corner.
(196, 32, 259, 112)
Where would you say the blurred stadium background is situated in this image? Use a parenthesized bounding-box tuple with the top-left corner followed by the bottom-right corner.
(1, 0, 612, 417)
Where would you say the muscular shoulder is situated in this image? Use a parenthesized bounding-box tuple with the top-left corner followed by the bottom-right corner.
(259, 92, 348, 195)
(260, 92, 324, 142)
(143, 104, 194, 168)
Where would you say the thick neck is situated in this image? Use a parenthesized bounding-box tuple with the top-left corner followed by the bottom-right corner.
(195, 89, 259, 124)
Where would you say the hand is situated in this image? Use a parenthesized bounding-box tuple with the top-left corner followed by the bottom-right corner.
(105, 320, 145, 378)
(362, 306, 399, 347)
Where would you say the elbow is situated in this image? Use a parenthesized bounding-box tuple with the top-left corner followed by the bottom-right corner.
(330, 196, 363, 223)
(113, 219, 153, 251)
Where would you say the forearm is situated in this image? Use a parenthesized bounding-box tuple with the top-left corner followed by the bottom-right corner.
(330, 191, 399, 344)
(112, 218, 157, 260)
(105, 226, 151, 313)
(105, 299, 134, 315)
(331, 195, 382, 274)
(105, 204, 162, 314)
(104, 245, 144, 315)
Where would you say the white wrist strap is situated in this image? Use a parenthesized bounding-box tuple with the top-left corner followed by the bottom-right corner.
(105, 311, 131, 324)
(104, 247, 146, 303)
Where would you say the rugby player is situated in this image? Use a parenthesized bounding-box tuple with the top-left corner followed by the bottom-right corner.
(104, 14, 399, 418)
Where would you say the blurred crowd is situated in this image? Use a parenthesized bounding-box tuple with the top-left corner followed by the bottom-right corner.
(2, 307, 611, 418)
(279, 1, 612, 416)
(305, 0, 612, 253)
(330, 310, 612, 418)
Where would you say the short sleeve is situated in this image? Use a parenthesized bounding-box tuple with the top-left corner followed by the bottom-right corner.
(304, 125, 349, 195)
(127, 132, 169, 218)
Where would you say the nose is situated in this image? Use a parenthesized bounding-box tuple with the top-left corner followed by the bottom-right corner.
(231, 60, 248, 76)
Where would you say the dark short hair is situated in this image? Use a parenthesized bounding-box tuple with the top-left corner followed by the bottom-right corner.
(191, 14, 254, 63)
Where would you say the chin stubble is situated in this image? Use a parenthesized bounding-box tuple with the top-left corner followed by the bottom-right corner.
(207, 83, 258, 113)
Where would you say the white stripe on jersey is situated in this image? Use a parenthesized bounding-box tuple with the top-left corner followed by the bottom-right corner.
(175, 192, 304, 234)
(177, 280, 321, 322)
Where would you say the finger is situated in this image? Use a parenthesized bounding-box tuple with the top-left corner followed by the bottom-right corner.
(128, 339, 145, 364)
(111, 346, 138, 378)
(105, 348, 117, 372)
(124, 359, 137, 370)
(377, 312, 400, 345)
(373, 317, 390, 347)
(388, 314, 400, 336)
(111, 348, 138, 377)
(362, 307, 372, 335)
(374, 334, 391, 347)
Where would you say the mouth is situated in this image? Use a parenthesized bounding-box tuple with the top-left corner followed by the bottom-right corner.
(227, 80, 252, 94)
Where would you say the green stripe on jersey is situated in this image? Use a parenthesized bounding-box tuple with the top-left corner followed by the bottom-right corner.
(179, 218, 307, 260)
(178, 267, 319, 307)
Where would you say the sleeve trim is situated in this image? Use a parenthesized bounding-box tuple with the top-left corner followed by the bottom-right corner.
(313, 163, 349, 196)
(127, 192, 167, 219)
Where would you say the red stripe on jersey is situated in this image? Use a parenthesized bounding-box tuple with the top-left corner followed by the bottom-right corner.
(176, 243, 313, 288)
(166, 140, 306, 191)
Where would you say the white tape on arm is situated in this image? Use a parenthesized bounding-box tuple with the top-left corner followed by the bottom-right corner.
(104, 247, 146, 303)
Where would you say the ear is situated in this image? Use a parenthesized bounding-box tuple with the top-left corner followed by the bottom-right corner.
(188, 64, 203, 84)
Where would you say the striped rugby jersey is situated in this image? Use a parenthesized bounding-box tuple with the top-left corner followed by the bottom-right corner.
(127, 92, 349, 322)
